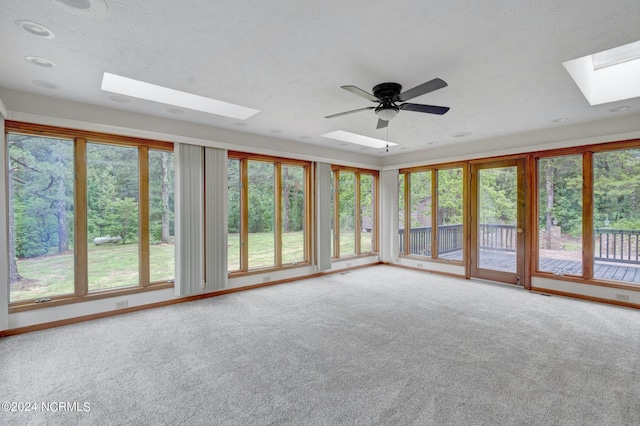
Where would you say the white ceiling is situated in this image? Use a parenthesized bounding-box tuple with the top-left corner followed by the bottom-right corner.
(2, 0, 640, 158)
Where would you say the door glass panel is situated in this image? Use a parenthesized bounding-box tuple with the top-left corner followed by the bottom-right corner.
(478, 166, 517, 272)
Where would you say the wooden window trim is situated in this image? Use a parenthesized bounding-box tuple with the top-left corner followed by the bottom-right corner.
(6, 122, 174, 311)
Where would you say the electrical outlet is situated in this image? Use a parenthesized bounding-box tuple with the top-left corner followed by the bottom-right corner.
(615, 293, 629, 301)
(263, 276, 271, 283)
(115, 300, 128, 309)
(417, 262, 424, 268)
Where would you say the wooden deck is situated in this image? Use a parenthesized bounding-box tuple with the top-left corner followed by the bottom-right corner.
(439, 250, 640, 284)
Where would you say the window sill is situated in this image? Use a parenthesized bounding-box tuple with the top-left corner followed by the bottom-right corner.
(8, 282, 174, 313)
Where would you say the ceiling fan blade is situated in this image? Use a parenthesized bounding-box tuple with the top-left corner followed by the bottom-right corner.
(325, 106, 375, 119)
(398, 78, 447, 102)
(341, 85, 379, 102)
(399, 103, 450, 115)
(376, 118, 389, 129)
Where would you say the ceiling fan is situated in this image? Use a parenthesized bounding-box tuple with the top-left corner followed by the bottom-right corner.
(325, 78, 450, 129)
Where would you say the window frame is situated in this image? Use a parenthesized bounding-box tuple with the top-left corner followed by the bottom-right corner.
(399, 162, 467, 264)
(6, 121, 174, 312)
(331, 165, 379, 259)
(228, 151, 312, 275)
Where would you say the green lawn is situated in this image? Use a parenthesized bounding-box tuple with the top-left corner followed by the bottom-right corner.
(12, 231, 373, 302)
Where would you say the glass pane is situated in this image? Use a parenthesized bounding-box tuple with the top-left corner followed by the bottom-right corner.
(8, 134, 75, 302)
(281, 164, 306, 264)
(248, 160, 275, 269)
(339, 171, 356, 256)
(87, 143, 139, 291)
(227, 159, 241, 272)
(477, 166, 517, 272)
(359, 174, 374, 253)
(148, 150, 175, 283)
(537, 156, 583, 275)
(398, 173, 405, 254)
(437, 168, 464, 261)
(409, 171, 432, 257)
(593, 149, 640, 284)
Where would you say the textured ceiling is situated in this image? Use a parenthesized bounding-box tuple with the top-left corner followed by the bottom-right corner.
(1, 0, 640, 158)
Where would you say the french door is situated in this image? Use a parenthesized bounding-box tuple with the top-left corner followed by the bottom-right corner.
(470, 159, 526, 285)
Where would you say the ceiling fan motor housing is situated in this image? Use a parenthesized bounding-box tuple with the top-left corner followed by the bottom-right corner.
(372, 82, 402, 102)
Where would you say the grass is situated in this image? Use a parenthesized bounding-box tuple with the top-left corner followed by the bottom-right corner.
(12, 231, 373, 301)
(11, 243, 175, 302)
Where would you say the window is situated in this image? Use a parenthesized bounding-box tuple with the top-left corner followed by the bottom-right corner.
(593, 148, 640, 283)
(8, 133, 75, 302)
(332, 167, 379, 258)
(148, 149, 175, 283)
(537, 155, 583, 276)
(229, 152, 310, 273)
(399, 165, 464, 262)
(6, 122, 174, 306)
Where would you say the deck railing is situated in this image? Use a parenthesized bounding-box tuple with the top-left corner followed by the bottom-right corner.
(399, 223, 516, 255)
(595, 228, 640, 264)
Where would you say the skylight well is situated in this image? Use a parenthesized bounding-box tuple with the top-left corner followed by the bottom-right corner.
(101, 72, 259, 120)
(563, 40, 640, 106)
(321, 130, 398, 149)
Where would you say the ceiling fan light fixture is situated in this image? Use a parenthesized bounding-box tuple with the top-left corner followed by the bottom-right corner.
(375, 105, 399, 121)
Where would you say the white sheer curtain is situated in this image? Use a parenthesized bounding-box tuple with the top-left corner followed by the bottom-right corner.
(380, 169, 399, 263)
(204, 147, 228, 291)
(315, 162, 332, 271)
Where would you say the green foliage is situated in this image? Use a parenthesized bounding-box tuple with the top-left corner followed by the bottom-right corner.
(437, 168, 464, 225)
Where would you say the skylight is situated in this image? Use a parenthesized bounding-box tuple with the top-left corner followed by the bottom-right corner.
(563, 40, 640, 106)
(321, 130, 398, 149)
(101, 72, 259, 120)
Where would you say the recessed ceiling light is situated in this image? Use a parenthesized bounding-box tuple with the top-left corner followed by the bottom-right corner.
(15, 20, 55, 39)
(32, 80, 59, 89)
(454, 132, 471, 138)
(101, 72, 259, 120)
(564, 40, 640, 105)
(25, 56, 57, 68)
(49, 0, 109, 16)
(552, 117, 568, 123)
(322, 130, 398, 149)
(167, 107, 184, 114)
(108, 95, 131, 104)
(609, 106, 630, 112)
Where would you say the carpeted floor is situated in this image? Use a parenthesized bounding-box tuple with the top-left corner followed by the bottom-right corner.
(1, 265, 640, 425)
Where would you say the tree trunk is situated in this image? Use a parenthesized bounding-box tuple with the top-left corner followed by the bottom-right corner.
(544, 160, 555, 249)
(8, 168, 21, 283)
(160, 152, 171, 243)
(282, 167, 290, 232)
(57, 175, 69, 253)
